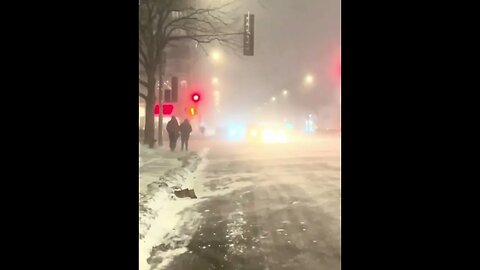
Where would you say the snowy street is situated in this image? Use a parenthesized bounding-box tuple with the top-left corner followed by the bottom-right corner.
(138, 0, 340, 269)
(144, 135, 340, 270)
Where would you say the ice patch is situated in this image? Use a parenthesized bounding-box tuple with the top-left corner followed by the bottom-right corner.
(140, 198, 202, 270)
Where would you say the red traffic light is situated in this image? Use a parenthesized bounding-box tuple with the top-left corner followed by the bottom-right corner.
(154, 103, 160, 116)
(192, 93, 200, 102)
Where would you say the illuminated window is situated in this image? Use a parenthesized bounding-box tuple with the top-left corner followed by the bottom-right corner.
(171, 11, 182, 18)
(180, 80, 188, 89)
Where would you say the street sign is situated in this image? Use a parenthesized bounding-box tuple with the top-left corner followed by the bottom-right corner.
(163, 104, 174, 115)
(243, 13, 254, 56)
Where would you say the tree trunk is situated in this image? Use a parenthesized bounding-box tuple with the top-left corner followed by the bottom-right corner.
(143, 94, 155, 148)
(143, 70, 157, 148)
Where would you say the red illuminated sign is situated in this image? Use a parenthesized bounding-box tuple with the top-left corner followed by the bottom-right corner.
(163, 104, 174, 115)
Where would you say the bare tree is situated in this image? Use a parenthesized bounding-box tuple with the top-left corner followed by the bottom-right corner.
(139, 0, 241, 147)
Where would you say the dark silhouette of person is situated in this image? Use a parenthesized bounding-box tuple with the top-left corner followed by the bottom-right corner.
(179, 119, 193, 151)
(166, 116, 179, 151)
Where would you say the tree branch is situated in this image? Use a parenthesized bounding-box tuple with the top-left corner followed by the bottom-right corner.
(139, 79, 148, 88)
(139, 56, 146, 68)
(162, 7, 214, 35)
(157, 0, 177, 35)
(139, 47, 147, 64)
(166, 17, 220, 38)
(154, 39, 167, 69)
(168, 32, 243, 42)
(207, 11, 229, 26)
(140, 0, 242, 89)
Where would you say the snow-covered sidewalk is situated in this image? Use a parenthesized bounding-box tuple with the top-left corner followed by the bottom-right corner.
(139, 144, 209, 270)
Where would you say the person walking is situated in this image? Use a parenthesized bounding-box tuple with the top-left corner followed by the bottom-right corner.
(179, 118, 193, 151)
(166, 116, 180, 151)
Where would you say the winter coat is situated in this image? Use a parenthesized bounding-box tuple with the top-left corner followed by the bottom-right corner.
(166, 119, 179, 135)
(179, 122, 192, 137)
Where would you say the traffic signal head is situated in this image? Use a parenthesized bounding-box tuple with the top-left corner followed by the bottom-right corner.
(188, 107, 197, 116)
(243, 14, 254, 56)
(192, 93, 200, 102)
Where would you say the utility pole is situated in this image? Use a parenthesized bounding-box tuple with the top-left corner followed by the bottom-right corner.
(157, 54, 166, 146)
(158, 84, 163, 146)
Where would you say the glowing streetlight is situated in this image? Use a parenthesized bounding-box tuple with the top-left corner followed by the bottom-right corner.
(282, 90, 288, 96)
(212, 77, 219, 84)
(271, 96, 276, 102)
(305, 74, 314, 85)
(211, 50, 221, 62)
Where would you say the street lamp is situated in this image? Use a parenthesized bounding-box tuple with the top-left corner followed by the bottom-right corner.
(212, 77, 219, 84)
(271, 96, 276, 102)
(211, 50, 221, 62)
(305, 74, 314, 85)
(282, 90, 288, 96)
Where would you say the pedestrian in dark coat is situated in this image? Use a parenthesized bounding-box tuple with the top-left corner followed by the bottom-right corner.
(166, 116, 179, 151)
(179, 119, 193, 151)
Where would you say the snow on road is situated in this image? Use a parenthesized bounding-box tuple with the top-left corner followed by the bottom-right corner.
(139, 145, 210, 270)
(159, 136, 341, 270)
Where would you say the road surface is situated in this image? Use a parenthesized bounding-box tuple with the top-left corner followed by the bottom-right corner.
(152, 136, 340, 270)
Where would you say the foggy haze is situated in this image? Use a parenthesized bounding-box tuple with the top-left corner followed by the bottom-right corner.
(140, 1, 341, 268)
(194, 0, 340, 127)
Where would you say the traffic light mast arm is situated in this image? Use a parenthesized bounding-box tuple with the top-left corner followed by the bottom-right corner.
(169, 13, 253, 55)
(169, 32, 243, 41)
